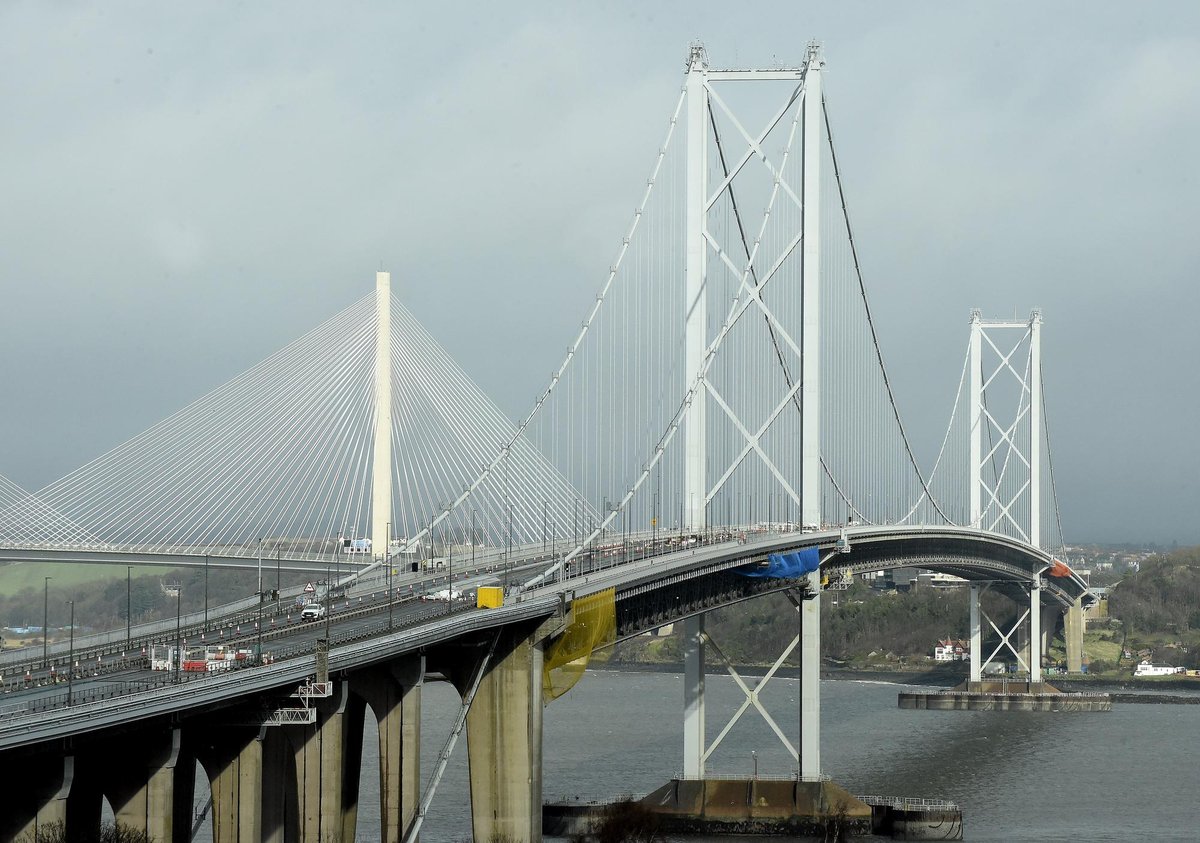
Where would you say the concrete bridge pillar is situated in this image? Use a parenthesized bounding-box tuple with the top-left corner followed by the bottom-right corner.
(0, 754, 74, 841)
(1040, 601, 1059, 668)
(968, 585, 982, 683)
(350, 657, 424, 842)
(196, 726, 264, 843)
(104, 727, 193, 843)
(461, 626, 545, 843)
(1029, 581, 1043, 682)
(1065, 597, 1085, 673)
(283, 679, 363, 842)
(682, 614, 705, 779)
(799, 571, 820, 779)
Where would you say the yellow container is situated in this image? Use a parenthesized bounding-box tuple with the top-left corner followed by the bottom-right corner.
(476, 586, 504, 609)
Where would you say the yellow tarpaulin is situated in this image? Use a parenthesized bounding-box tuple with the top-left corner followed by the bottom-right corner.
(542, 588, 616, 702)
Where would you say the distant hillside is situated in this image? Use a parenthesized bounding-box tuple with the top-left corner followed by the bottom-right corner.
(0, 563, 291, 648)
(612, 583, 975, 668)
(1108, 546, 1200, 667)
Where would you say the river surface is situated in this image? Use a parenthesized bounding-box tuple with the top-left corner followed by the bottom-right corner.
(188, 670, 1199, 842)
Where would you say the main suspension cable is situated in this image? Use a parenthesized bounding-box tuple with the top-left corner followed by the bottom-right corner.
(822, 96, 950, 523)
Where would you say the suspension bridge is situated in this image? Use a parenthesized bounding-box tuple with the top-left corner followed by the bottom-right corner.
(0, 44, 1090, 843)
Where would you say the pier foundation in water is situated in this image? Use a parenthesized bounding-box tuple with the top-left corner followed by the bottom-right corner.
(544, 777, 964, 840)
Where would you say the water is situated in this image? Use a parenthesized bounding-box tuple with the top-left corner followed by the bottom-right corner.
(189, 670, 1200, 841)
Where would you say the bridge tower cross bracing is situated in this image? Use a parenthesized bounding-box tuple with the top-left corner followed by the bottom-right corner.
(967, 308, 1044, 548)
(372, 271, 394, 565)
(680, 41, 825, 783)
(967, 308, 1048, 684)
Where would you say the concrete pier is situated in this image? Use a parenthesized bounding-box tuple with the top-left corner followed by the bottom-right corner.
(544, 779, 963, 840)
(282, 681, 357, 841)
(196, 726, 265, 843)
(101, 728, 192, 842)
(899, 681, 1111, 712)
(0, 755, 74, 841)
(350, 659, 423, 842)
(459, 625, 545, 843)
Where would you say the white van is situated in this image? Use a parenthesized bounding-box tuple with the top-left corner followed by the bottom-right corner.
(300, 603, 326, 620)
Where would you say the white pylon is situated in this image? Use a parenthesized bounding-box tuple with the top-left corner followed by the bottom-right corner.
(967, 308, 1044, 548)
(800, 41, 823, 533)
(372, 271, 393, 563)
(680, 41, 825, 783)
(683, 44, 708, 535)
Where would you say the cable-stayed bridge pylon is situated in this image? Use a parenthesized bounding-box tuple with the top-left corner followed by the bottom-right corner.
(3, 276, 598, 564)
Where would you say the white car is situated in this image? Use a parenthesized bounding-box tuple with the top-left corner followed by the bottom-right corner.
(428, 588, 464, 602)
(300, 603, 326, 620)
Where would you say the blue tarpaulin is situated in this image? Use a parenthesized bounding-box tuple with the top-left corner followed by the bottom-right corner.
(736, 547, 820, 579)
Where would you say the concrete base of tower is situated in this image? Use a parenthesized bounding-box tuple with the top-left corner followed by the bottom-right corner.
(544, 778, 961, 839)
(898, 680, 1111, 712)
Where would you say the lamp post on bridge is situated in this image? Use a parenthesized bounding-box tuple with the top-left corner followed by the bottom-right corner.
(126, 567, 131, 650)
(204, 553, 209, 629)
(42, 576, 51, 670)
(445, 505, 454, 615)
(324, 563, 332, 644)
(386, 520, 393, 632)
(255, 539, 264, 665)
(174, 584, 182, 685)
(65, 600, 74, 706)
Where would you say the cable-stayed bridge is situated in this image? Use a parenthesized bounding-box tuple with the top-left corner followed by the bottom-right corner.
(0, 44, 1090, 843)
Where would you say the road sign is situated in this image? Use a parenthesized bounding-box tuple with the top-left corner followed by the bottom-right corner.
(304, 582, 315, 593)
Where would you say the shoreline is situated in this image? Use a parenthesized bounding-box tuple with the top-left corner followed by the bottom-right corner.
(591, 661, 1200, 694)
(592, 660, 965, 687)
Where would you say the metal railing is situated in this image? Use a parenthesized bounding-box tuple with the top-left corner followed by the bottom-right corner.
(856, 794, 960, 811)
(929, 688, 1111, 698)
(673, 771, 832, 783)
(0, 587, 500, 725)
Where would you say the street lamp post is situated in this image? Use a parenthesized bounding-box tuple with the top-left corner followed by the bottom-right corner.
(174, 586, 182, 685)
(126, 567, 132, 650)
(324, 563, 332, 643)
(66, 600, 74, 706)
(42, 576, 51, 670)
(386, 522, 394, 632)
(255, 539, 265, 665)
(204, 553, 209, 628)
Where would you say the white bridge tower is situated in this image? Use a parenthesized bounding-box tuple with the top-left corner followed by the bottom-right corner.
(967, 309, 1048, 685)
(372, 271, 394, 562)
(681, 42, 825, 782)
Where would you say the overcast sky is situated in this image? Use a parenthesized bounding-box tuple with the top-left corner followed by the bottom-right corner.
(1, 2, 1197, 546)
